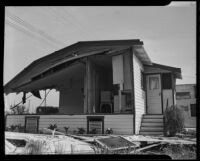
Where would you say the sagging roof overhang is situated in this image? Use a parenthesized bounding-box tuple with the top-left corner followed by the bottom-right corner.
(4, 39, 152, 95)
(144, 63, 182, 79)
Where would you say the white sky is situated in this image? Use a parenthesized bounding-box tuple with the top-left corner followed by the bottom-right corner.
(4, 3, 196, 111)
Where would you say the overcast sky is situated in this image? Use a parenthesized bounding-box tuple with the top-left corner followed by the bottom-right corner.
(4, 2, 196, 111)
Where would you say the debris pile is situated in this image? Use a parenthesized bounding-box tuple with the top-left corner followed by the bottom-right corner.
(5, 128, 196, 155)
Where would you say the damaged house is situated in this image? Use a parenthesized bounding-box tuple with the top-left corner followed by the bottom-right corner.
(4, 39, 182, 135)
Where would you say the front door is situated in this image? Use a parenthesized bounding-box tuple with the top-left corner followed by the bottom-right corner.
(146, 74, 162, 114)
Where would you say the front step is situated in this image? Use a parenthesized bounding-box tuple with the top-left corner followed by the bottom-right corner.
(142, 118, 163, 123)
(143, 115, 164, 119)
(139, 131, 164, 136)
(139, 114, 164, 136)
(140, 127, 163, 132)
(141, 122, 163, 127)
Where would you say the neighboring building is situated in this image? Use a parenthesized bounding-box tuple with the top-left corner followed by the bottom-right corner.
(176, 84, 196, 128)
(4, 39, 182, 135)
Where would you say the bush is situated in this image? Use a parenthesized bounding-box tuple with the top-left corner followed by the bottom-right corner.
(105, 128, 113, 134)
(64, 127, 70, 134)
(6, 124, 25, 132)
(48, 124, 57, 130)
(164, 105, 185, 136)
(90, 128, 97, 134)
(77, 127, 85, 134)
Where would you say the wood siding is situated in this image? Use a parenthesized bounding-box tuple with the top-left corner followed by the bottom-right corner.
(162, 89, 173, 112)
(6, 114, 134, 135)
(133, 54, 146, 134)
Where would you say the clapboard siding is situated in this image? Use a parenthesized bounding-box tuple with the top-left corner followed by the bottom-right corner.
(6, 114, 134, 135)
(133, 53, 146, 134)
(104, 115, 133, 134)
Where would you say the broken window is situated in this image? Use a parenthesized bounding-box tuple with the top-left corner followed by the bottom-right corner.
(176, 92, 191, 99)
(190, 104, 196, 117)
(162, 73, 172, 89)
(149, 76, 159, 90)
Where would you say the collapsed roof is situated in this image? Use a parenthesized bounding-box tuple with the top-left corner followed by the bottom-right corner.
(4, 39, 181, 94)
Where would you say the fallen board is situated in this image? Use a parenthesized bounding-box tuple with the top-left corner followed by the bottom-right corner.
(95, 136, 137, 151)
(123, 135, 196, 145)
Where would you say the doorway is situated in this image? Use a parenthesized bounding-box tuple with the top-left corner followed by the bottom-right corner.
(146, 74, 162, 114)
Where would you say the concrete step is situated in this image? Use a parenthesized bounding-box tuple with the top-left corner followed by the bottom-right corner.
(143, 115, 164, 119)
(140, 127, 164, 132)
(142, 118, 163, 123)
(139, 131, 164, 136)
(141, 122, 163, 127)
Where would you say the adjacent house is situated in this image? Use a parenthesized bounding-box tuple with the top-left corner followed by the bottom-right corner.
(176, 84, 196, 129)
(4, 39, 182, 135)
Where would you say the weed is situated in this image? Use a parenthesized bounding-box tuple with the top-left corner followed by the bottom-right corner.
(48, 124, 57, 130)
(24, 140, 46, 154)
(164, 105, 185, 136)
(77, 128, 85, 134)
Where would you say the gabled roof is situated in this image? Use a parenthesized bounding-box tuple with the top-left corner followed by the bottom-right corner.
(4, 39, 152, 94)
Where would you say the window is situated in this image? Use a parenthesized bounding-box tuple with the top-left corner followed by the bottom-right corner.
(149, 76, 159, 90)
(162, 73, 172, 89)
(180, 105, 189, 111)
(190, 104, 196, 117)
(176, 92, 191, 99)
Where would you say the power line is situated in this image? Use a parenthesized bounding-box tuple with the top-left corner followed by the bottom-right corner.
(5, 10, 65, 48)
(47, 7, 96, 40)
(38, 89, 51, 107)
(46, 7, 91, 39)
(5, 19, 59, 49)
(6, 10, 64, 47)
(10, 94, 33, 109)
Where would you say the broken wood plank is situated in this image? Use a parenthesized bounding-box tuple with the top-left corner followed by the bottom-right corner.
(130, 143, 164, 153)
(94, 136, 138, 151)
(124, 135, 196, 145)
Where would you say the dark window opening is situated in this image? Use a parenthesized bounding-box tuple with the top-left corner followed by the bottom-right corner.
(162, 73, 172, 89)
(176, 92, 191, 99)
(190, 104, 196, 117)
(141, 71, 146, 90)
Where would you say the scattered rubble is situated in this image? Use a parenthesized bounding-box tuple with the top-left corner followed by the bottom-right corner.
(5, 128, 196, 155)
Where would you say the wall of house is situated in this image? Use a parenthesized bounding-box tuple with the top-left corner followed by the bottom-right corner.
(176, 84, 196, 128)
(6, 114, 134, 135)
(163, 90, 173, 112)
(133, 53, 146, 134)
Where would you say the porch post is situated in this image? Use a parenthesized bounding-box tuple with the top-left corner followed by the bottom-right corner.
(44, 89, 46, 106)
(130, 47, 136, 134)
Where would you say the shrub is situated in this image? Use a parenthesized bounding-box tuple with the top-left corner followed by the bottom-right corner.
(105, 128, 113, 134)
(90, 128, 97, 134)
(48, 124, 57, 130)
(77, 127, 85, 134)
(6, 124, 25, 132)
(64, 127, 70, 134)
(164, 105, 185, 137)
